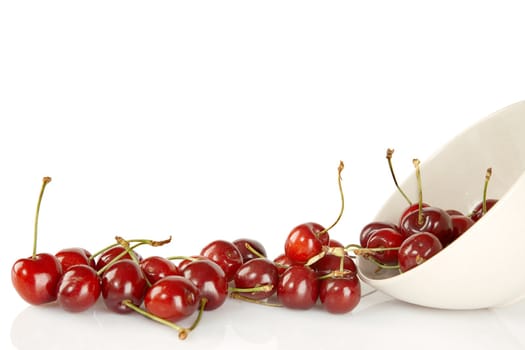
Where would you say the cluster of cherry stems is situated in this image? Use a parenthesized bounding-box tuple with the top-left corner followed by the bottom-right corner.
(11, 150, 497, 340)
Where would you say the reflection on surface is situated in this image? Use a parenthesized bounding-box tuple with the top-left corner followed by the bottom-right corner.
(10, 292, 525, 350)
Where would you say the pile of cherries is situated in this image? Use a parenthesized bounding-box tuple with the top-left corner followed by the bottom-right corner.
(11, 165, 359, 340)
(357, 150, 498, 273)
(11, 154, 498, 341)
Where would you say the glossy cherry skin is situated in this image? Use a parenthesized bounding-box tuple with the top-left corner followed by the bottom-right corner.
(310, 254, 357, 278)
(100, 260, 147, 313)
(359, 221, 399, 247)
(470, 199, 498, 222)
(399, 203, 430, 226)
(200, 240, 243, 281)
(284, 222, 325, 265)
(273, 253, 294, 275)
(366, 228, 404, 265)
(144, 276, 201, 322)
(181, 259, 228, 311)
(319, 274, 361, 314)
(398, 232, 443, 272)
(233, 258, 279, 300)
(140, 256, 181, 285)
(12, 253, 63, 305)
(233, 238, 267, 262)
(56, 247, 96, 271)
(277, 265, 319, 310)
(57, 264, 101, 312)
(400, 206, 454, 247)
(450, 214, 475, 240)
(96, 245, 142, 271)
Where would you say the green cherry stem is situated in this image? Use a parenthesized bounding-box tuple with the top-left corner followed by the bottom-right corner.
(482, 167, 492, 215)
(229, 284, 274, 294)
(122, 300, 191, 340)
(386, 149, 412, 205)
(413, 159, 424, 226)
(32, 177, 52, 259)
(316, 160, 345, 238)
(244, 242, 266, 259)
(229, 293, 283, 307)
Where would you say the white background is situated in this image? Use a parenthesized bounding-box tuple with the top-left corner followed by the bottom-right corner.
(1, 1, 524, 349)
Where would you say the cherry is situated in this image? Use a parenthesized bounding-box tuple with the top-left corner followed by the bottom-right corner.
(12, 253, 63, 305)
(273, 253, 294, 275)
(100, 259, 147, 313)
(176, 255, 210, 271)
(319, 274, 361, 314)
(470, 199, 498, 222)
(446, 209, 464, 216)
(11, 177, 63, 305)
(450, 214, 475, 240)
(140, 256, 182, 285)
(310, 254, 357, 278)
(181, 259, 228, 311)
(284, 222, 325, 265)
(232, 238, 267, 262)
(200, 240, 243, 281)
(399, 202, 430, 226)
(144, 276, 201, 322)
(56, 247, 96, 271)
(233, 258, 279, 300)
(398, 232, 443, 272)
(400, 206, 454, 246)
(359, 221, 399, 247)
(277, 265, 319, 310)
(365, 228, 404, 265)
(470, 167, 498, 222)
(95, 245, 142, 271)
(57, 264, 101, 312)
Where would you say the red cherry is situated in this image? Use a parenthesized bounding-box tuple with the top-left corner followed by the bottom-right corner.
(12, 177, 63, 306)
(399, 206, 454, 247)
(277, 265, 319, 310)
(95, 245, 142, 271)
(100, 259, 147, 313)
(12, 253, 63, 305)
(398, 232, 443, 272)
(310, 254, 357, 278)
(144, 276, 201, 322)
(57, 264, 101, 312)
(233, 258, 279, 300)
(181, 259, 228, 311)
(284, 222, 325, 265)
(232, 238, 267, 262)
(200, 240, 243, 281)
(56, 247, 96, 271)
(359, 221, 399, 247)
(319, 274, 361, 314)
(365, 228, 404, 265)
(273, 253, 295, 275)
(140, 256, 181, 285)
(450, 214, 475, 240)
(470, 199, 498, 222)
(446, 209, 464, 216)
(399, 202, 430, 227)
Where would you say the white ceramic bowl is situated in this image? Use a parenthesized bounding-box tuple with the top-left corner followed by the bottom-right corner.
(357, 100, 525, 310)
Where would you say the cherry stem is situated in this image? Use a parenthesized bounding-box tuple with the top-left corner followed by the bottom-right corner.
(122, 299, 190, 340)
(317, 161, 345, 238)
(386, 149, 412, 205)
(413, 159, 424, 225)
(318, 269, 354, 280)
(89, 236, 171, 263)
(365, 255, 400, 270)
(32, 177, 52, 259)
(96, 241, 146, 276)
(244, 243, 265, 259)
(352, 246, 400, 256)
(230, 293, 283, 307)
(482, 167, 492, 215)
(188, 298, 207, 332)
(229, 284, 274, 294)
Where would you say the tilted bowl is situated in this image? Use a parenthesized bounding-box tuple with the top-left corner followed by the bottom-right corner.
(357, 100, 525, 310)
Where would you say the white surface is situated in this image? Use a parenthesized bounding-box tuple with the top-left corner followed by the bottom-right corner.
(1, 1, 525, 349)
